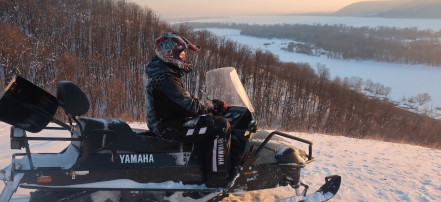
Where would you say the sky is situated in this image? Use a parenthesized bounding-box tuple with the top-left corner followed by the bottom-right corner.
(128, 0, 381, 19)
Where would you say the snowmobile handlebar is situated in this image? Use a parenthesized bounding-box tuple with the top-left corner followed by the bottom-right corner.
(254, 131, 313, 161)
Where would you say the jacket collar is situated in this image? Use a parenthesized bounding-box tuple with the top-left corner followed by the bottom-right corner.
(146, 56, 183, 77)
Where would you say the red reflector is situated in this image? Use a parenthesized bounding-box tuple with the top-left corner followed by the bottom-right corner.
(37, 176, 52, 183)
(243, 171, 257, 175)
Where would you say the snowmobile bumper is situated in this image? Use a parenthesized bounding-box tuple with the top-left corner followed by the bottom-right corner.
(244, 131, 315, 169)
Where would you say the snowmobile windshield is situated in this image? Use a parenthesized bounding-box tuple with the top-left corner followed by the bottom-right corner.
(205, 67, 255, 113)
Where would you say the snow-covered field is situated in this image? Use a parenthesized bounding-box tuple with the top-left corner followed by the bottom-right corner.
(1, 122, 440, 201)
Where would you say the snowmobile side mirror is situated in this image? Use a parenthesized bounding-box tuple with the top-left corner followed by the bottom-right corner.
(57, 81, 90, 117)
(247, 120, 257, 134)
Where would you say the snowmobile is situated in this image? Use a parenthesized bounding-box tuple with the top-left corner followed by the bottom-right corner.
(0, 67, 340, 201)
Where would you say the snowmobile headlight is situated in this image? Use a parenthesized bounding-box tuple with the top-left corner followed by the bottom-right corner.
(275, 147, 305, 165)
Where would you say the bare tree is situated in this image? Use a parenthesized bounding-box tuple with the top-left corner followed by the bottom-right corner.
(415, 93, 432, 106)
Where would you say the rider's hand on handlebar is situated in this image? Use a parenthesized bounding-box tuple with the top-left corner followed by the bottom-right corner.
(212, 99, 227, 115)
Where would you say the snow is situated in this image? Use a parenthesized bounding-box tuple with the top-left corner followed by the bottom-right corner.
(90, 191, 121, 202)
(223, 132, 441, 202)
(195, 28, 441, 118)
(278, 191, 334, 202)
(1, 122, 441, 201)
(12, 144, 79, 170)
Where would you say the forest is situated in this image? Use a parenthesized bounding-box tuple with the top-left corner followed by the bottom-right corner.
(189, 23, 441, 67)
(1, 0, 441, 148)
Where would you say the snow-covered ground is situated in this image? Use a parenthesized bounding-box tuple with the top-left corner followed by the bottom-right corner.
(195, 28, 441, 119)
(1, 122, 440, 201)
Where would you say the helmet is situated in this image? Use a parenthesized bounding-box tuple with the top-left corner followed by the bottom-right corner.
(154, 32, 200, 73)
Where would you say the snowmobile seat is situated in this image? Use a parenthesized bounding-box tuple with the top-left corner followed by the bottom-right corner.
(57, 80, 90, 117)
(0, 75, 58, 133)
(79, 117, 194, 154)
(132, 128, 159, 138)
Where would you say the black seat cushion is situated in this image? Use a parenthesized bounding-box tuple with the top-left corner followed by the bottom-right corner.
(57, 81, 89, 116)
(79, 117, 193, 153)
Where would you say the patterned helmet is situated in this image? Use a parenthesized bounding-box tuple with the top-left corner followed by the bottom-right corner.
(154, 33, 200, 73)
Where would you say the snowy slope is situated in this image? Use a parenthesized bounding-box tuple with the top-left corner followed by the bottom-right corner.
(1, 122, 441, 201)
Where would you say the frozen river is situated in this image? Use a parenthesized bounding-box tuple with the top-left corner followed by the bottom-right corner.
(198, 28, 441, 110)
(176, 14, 441, 31)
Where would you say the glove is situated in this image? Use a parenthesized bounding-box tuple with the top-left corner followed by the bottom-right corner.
(212, 99, 228, 114)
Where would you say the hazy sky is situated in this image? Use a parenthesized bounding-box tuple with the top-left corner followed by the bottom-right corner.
(129, 0, 395, 19)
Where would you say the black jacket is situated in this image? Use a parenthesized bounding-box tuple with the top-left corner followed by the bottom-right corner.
(145, 56, 214, 135)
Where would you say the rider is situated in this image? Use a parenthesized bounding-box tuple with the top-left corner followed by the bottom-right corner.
(144, 32, 231, 187)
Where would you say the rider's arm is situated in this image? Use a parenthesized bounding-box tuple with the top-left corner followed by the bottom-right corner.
(160, 74, 214, 117)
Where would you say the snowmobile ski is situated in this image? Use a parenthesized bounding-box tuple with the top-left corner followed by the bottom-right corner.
(278, 175, 341, 202)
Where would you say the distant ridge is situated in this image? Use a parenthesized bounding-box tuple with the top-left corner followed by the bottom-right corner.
(335, 0, 441, 19)
(335, 1, 401, 17)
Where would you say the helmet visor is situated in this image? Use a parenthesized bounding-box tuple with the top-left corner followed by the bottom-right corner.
(181, 36, 200, 52)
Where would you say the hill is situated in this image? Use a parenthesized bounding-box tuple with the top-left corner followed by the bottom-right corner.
(335, 1, 401, 17)
(1, 0, 441, 148)
(335, 0, 441, 18)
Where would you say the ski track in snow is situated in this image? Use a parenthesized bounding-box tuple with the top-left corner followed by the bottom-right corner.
(0, 122, 440, 201)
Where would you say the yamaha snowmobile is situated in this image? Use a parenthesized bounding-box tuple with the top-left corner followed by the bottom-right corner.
(0, 67, 340, 201)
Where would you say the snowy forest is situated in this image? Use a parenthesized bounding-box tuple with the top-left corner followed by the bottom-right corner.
(1, 0, 441, 148)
